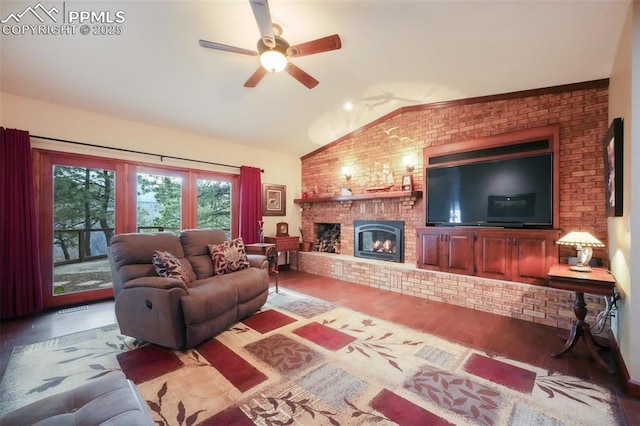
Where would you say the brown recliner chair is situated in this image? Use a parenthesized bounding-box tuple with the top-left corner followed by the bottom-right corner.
(108, 228, 269, 349)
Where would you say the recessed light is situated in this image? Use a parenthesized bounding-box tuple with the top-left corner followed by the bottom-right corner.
(343, 101, 353, 111)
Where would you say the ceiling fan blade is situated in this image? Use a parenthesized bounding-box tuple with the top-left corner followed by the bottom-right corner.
(285, 63, 319, 89)
(199, 39, 258, 56)
(287, 34, 342, 58)
(244, 67, 268, 87)
(249, 0, 276, 48)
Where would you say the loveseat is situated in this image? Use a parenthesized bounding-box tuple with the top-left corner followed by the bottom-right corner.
(108, 228, 269, 349)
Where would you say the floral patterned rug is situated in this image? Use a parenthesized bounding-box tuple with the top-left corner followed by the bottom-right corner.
(0, 291, 618, 425)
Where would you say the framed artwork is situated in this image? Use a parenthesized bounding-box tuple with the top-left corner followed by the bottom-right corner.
(262, 183, 286, 216)
(603, 117, 623, 217)
(401, 175, 413, 191)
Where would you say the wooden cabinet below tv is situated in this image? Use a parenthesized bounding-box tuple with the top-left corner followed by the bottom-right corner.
(416, 227, 561, 285)
(416, 228, 474, 274)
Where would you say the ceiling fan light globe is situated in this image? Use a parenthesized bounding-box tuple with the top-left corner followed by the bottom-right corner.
(260, 50, 287, 73)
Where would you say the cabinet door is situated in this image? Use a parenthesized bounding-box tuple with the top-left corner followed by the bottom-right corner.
(475, 231, 512, 280)
(443, 230, 474, 274)
(416, 229, 443, 270)
(512, 232, 557, 284)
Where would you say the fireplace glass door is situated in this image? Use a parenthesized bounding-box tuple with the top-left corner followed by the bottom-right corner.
(354, 220, 404, 263)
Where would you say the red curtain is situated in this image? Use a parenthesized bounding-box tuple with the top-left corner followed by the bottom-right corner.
(0, 128, 43, 319)
(239, 166, 262, 244)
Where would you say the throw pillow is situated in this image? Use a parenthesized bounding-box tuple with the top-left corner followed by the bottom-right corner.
(208, 238, 250, 275)
(152, 250, 193, 284)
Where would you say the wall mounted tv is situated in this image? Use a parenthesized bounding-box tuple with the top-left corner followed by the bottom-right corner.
(426, 153, 553, 228)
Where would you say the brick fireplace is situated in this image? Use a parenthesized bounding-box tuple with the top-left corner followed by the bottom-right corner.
(296, 81, 610, 331)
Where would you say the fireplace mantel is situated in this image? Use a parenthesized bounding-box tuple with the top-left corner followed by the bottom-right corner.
(294, 190, 422, 208)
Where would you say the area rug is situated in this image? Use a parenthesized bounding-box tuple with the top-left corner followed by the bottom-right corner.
(0, 291, 617, 425)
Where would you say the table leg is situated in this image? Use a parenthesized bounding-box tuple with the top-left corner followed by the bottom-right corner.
(582, 325, 615, 374)
(551, 323, 581, 358)
(551, 291, 614, 374)
(265, 246, 279, 294)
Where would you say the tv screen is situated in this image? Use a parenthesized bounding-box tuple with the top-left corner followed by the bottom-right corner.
(426, 154, 553, 227)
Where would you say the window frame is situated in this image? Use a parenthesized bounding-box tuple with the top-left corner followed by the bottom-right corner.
(34, 148, 239, 308)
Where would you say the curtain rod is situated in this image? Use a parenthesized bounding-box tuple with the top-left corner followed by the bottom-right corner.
(30, 135, 264, 173)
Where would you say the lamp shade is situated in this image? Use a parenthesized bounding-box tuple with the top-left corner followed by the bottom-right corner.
(556, 231, 604, 247)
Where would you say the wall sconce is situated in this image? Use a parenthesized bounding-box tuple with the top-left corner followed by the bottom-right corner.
(342, 166, 353, 180)
(556, 231, 605, 272)
(403, 155, 415, 173)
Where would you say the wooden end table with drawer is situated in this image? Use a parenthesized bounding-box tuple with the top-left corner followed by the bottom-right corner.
(547, 264, 616, 374)
(264, 236, 300, 273)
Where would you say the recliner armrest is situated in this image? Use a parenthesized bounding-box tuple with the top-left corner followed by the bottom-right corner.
(122, 276, 188, 291)
(247, 254, 268, 269)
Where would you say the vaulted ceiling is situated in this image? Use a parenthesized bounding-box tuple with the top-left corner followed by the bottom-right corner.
(0, 0, 630, 157)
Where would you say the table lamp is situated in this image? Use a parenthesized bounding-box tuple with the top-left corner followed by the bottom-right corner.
(556, 231, 604, 272)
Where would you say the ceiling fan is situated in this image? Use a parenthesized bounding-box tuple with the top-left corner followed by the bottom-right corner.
(198, 0, 341, 89)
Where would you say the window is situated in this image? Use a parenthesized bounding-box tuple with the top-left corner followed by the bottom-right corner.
(197, 178, 232, 238)
(136, 171, 183, 233)
(35, 150, 238, 307)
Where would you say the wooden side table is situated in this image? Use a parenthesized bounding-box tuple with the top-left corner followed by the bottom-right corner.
(547, 264, 616, 374)
(245, 243, 279, 293)
(264, 236, 300, 271)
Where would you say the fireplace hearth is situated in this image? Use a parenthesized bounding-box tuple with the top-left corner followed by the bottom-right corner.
(354, 220, 404, 263)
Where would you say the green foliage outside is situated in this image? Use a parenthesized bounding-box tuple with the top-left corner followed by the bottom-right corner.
(53, 165, 115, 260)
(197, 179, 231, 236)
(136, 174, 232, 236)
(137, 174, 182, 232)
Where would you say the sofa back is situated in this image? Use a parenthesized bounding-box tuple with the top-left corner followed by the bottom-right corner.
(179, 228, 227, 280)
(109, 232, 186, 296)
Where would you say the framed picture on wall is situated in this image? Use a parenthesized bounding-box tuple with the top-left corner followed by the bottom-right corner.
(262, 183, 286, 216)
(603, 117, 623, 217)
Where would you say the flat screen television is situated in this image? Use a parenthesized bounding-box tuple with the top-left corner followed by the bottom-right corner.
(426, 153, 553, 228)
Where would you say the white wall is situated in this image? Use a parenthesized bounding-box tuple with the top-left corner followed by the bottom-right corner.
(0, 92, 302, 239)
(608, 1, 639, 383)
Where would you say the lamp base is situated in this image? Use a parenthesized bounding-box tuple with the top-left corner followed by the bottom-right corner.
(569, 264, 593, 272)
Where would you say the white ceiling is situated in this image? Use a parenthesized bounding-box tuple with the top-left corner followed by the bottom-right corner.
(0, 0, 630, 157)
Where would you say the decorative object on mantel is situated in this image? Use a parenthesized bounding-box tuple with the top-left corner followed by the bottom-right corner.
(341, 187, 352, 196)
(262, 183, 286, 216)
(556, 231, 605, 272)
(362, 162, 394, 192)
(276, 222, 289, 237)
(401, 175, 413, 191)
(365, 184, 394, 193)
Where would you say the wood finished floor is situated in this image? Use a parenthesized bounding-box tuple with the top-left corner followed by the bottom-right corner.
(1, 270, 638, 424)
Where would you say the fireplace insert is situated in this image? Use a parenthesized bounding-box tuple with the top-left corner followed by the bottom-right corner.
(354, 220, 404, 263)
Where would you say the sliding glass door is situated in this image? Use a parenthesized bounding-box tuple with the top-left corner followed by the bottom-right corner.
(38, 152, 123, 307)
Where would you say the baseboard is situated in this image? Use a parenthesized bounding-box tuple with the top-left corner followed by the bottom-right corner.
(608, 329, 640, 398)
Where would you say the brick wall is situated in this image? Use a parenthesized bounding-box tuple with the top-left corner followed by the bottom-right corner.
(297, 82, 610, 328)
(296, 252, 606, 331)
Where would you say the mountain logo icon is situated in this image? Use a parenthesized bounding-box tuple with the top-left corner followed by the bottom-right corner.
(1, 2, 60, 24)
